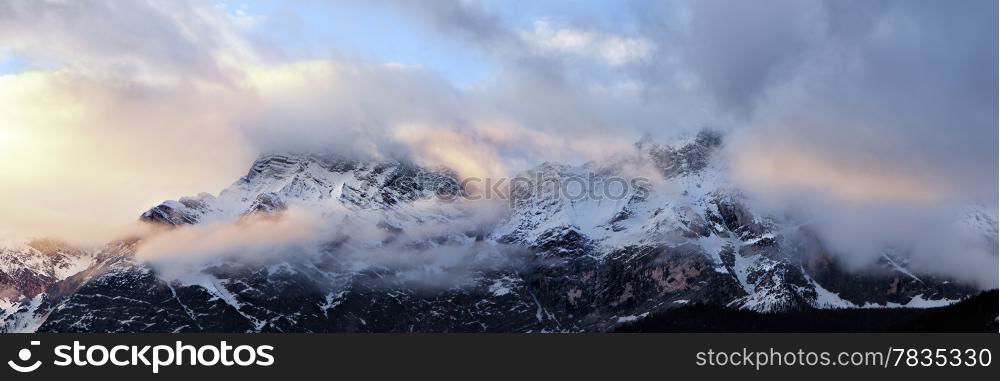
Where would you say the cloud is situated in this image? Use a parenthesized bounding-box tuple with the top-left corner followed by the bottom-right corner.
(520, 20, 654, 65)
(393, 119, 636, 180)
(137, 202, 519, 289)
(137, 206, 326, 265)
(0, 0, 256, 83)
(687, 0, 998, 284)
(728, 133, 954, 204)
(364, 0, 518, 49)
(679, 0, 825, 114)
(0, 69, 255, 244)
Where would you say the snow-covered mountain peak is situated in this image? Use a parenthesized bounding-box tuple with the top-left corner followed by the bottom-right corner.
(636, 129, 724, 179)
(494, 130, 731, 250)
(141, 153, 463, 226)
(5, 132, 994, 333)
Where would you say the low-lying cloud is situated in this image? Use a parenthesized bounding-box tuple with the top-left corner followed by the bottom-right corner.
(136, 201, 519, 289)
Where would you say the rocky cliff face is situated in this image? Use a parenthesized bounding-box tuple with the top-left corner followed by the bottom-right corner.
(3, 131, 993, 332)
(1, 240, 134, 332)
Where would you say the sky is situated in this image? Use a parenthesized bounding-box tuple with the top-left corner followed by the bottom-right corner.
(0, 0, 997, 283)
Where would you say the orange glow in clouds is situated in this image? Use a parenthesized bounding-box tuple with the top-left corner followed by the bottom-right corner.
(729, 136, 953, 203)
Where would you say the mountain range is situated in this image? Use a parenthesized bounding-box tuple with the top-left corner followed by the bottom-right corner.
(2, 130, 995, 332)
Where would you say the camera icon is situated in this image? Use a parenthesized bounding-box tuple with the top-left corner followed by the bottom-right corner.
(8, 340, 41, 373)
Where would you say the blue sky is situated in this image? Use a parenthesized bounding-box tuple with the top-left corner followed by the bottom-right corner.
(0, 1, 498, 83)
(224, 0, 644, 86)
(0, 1, 659, 85)
(229, 0, 493, 85)
(0, 53, 25, 74)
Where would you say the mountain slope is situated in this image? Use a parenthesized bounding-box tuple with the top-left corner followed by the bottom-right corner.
(4, 131, 995, 332)
(614, 289, 999, 333)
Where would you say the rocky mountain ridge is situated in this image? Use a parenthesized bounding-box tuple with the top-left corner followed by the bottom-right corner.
(2, 131, 993, 332)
